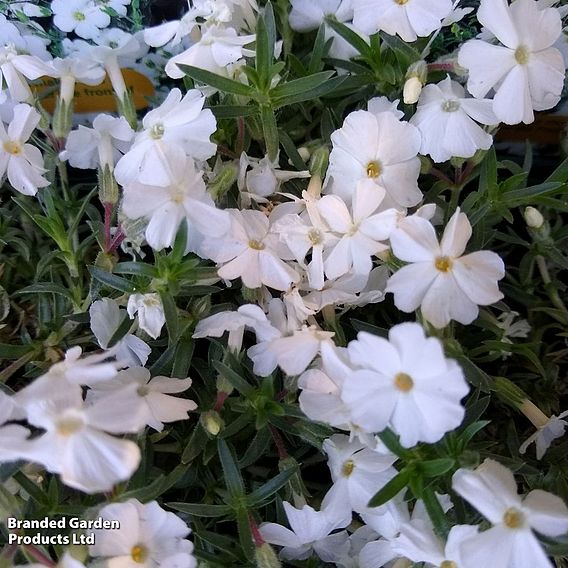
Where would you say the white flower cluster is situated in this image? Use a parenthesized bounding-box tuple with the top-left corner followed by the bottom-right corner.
(0, 346, 196, 493)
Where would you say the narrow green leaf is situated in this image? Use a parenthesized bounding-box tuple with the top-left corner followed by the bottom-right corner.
(160, 290, 179, 343)
(368, 469, 410, 507)
(113, 262, 158, 278)
(259, 104, 279, 162)
(247, 466, 298, 506)
(419, 458, 455, 478)
(213, 361, 254, 397)
(422, 486, 450, 539)
(270, 71, 335, 100)
(168, 502, 232, 517)
(176, 64, 257, 98)
(15, 283, 74, 301)
(209, 105, 259, 119)
(271, 75, 346, 108)
(89, 266, 135, 293)
(235, 506, 255, 560)
(325, 17, 372, 59)
(217, 439, 246, 499)
(255, 6, 274, 89)
(278, 129, 308, 171)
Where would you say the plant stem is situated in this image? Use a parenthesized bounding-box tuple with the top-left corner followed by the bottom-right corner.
(535, 255, 568, 323)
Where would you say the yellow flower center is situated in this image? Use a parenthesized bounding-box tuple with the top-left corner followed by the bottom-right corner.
(503, 507, 525, 529)
(514, 45, 530, 65)
(137, 385, 149, 397)
(395, 0, 409, 4)
(56, 416, 85, 437)
(150, 123, 165, 139)
(248, 239, 265, 250)
(342, 459, 355, 477)
(3, 141, 22, 155)
(440, 561, 457, 568)
(73, 11, 86, 21)
(394, 372, 414, 392)
(435, 256, 453, 272)
(131, 545, 148, 563)
(308, 229, 322, 246)
(442, 100, 460, 113)
(366, 160, 382, 178)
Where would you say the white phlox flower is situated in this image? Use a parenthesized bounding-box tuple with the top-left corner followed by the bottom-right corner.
(325, 109, 422, 209)
(520, 410, 568, 460)
(144, 10, 201, 48)
(165, 25, 255, 79)
(121, 153, 230, 251)
(341, 322, 470, 448)
(21, 381, 143, 493)
(452, 458, 568, 568)
(392, 520, 478, 568)
(274, 204, 337, 291)
(97, 0, 132, 17)
(201, 208, 300, 291)
(90, 298, 152, 367)
(259, 498, 351, 562)
(458, 0, 565, 125)
(0, 49, 51, 103)
(352, 0, 454, 43)
(410, 76, 499, 163)
(331, 526, 379, 568)
(318, 180, 398, 279)
(193, 303, 281, 352)
(46, 56, 106, 104)
(88, 367, 197, 432)
(386, 207, 505, 328)
(322, 434, 398, 514)
(90, 499, 197, 567)
(127, 293, 166, 339)
(90, 29, 141, 100)
(114, 88, 217, 187)
(289, 0, 367, 61)
(61, 113, 134, 171)
(52, 0, 111, 40)
(0, 103, 49, 195)
(237, 152, 310, 206)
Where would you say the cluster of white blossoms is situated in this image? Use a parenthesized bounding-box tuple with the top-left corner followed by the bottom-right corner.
(0, 346, 196, 493)
(0, 0, 567, 567)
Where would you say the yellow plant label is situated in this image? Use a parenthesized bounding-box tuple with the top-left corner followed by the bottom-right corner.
(33, 69, 155, 113)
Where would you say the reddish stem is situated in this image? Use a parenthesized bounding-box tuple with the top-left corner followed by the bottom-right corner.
(108, 227, 125, 253)
(236, 117, 245, 156)
(427, 62, 455, 72)
(269, 425, 289, 459)
(23, 545, 55, 567)
(430, 167, 454, 186)
(249, 515, 265, 548)
(214, 391, 229, 412)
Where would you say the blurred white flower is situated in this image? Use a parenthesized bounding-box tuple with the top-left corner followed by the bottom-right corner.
(90, 298, 151, 367)
(410, 76, 498, 163)
(259, 498, 350, 561)
(322, 434, 397, 514)
(0, 424, 32, 462)
(193, 303, 280, 352)
(90, 499, 196, 567)
(61, 113, 134, 170)
(387, 208, 505, 328)
(341, 323, 469, 447)
(88, 367, 197, 432)
(22, 381, 142, 493)
(458, 0, 565, 125)
(114, 88, 216, 187)
(121, 154, 229, 251)
(325, 109, 422, 210)
(51, 0, 111, 40)
(127, 293, 166, 339)
(352, 0, 453, 42)
(392, 521, 478, 568)
(0, 103, 49, 195)
(0, 46, 50, 104)
(520, 410, 568, 460)
(452, 458, 568, 568)
(165, 25, 254, 79)
(47, 56, 106, 104)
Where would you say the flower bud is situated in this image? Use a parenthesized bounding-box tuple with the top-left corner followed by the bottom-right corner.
(201, 410, 224, 436)
(524, 206, 544, 230)
(255, 543, 281, 568)
(297, 146, 311, 162)
(98, 164, 119, 205)
(209, 163, 238, 200)
(309, 146, 329, 179)
(403, 76, 422, 104)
